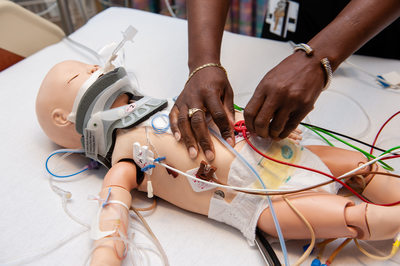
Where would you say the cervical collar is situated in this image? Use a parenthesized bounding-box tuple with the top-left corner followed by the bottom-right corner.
(69, 67, 168, 168)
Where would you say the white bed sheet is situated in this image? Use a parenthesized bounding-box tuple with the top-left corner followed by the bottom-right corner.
(1, 7, 400, 266)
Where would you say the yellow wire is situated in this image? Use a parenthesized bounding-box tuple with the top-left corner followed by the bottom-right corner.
(326, 238, 351, 265)
(354, 239, 399, 261)
(316, 238, 336, 259)
(132, 198, 157, 212)
(282, 196, 316, 266)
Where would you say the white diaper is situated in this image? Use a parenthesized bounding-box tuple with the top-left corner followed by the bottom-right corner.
(208, 139, 340, 244)
(208, 190, 267, 244)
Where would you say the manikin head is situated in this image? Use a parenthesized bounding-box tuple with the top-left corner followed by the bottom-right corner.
(36, 60, 100, 148)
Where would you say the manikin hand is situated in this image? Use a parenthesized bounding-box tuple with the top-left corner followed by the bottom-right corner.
(287, 128, 302, 144)
(244, 52, 326, 140)
(169, 67, 235, 161)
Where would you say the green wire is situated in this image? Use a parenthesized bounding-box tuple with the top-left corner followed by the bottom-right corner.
(379, 145, 400, 156)
(234, 104, 243, 111)
(303, 125, 334, 147)
(232, 102, 396, 170)
(308, 126, 393, 171)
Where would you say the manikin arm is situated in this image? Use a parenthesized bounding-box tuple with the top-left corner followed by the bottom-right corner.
(90, 161, 138, 266)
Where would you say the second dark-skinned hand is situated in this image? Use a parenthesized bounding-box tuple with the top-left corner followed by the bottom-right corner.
(244, 52, 327, 140)
(169, 66, 235, 161)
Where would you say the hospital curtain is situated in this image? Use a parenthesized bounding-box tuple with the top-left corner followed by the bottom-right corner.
(128, 0, 268, 37)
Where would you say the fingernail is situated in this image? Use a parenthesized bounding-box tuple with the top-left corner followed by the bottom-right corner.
(205, 150, 215, 161)
(226, 137, 234, 146)
(174, 132, 181, 141)
(189, 147, 197, 159)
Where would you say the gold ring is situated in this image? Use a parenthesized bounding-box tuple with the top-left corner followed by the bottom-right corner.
(188, 108, 204, 118)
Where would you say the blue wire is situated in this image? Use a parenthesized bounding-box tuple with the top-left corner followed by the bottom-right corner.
(209, 128, 290, 265)
(45, 149, 89, 178)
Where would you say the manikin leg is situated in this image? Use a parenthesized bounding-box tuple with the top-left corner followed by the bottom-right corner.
(306, 145, 400, 204)
(258, 146, 400, 240)
(257, 192, 400, 241)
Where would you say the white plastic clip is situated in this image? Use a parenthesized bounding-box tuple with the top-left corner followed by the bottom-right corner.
(133, 142, 155, 175)
(147, 180, 154, 198)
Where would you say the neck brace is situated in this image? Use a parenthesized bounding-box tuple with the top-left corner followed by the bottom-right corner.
(69, 67, 168, 168)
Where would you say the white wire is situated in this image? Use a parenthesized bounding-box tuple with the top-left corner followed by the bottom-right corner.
(47, 149, 90, 228)
(62, 198, 91, 228)
(36, 2, 57, 16)
(1, 229, 88, 265)
(164, 0, 177, 18)
(345, 60, 400, 90)
(313, 89, 372, 139)
(64, 36, 104, 65)
(98, 0, 120, 7)
(129, 209, 169, 266)
(154, 151, 390, 194)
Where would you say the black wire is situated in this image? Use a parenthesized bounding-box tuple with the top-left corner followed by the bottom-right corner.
(300, 122, 399, 155)
(255, 227, 281, 266)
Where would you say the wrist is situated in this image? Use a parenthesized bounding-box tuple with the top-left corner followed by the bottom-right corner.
(291, 44, 331, 90)
(188, 55, 221, 73)
(307, 41, 341, 71)
(186, 63, 228, 86)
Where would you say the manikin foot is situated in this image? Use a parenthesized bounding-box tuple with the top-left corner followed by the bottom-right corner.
(361, 164, 400, 204)
(363, 203, 400, 240)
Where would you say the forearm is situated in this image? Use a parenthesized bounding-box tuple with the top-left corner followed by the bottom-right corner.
(90, 162, 138, 266)
(187, 0, 230, 71)
(308, 0, 400, 70)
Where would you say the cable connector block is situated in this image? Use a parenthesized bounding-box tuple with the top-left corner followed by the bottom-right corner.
(133, 142, 155, 175)
(394, 233, 400, 244)
(153, 156, 166, 163)
(378, 71, 400, 90)
(141, 164, 155, 172)
(88, 159, 101, 170)
(52, 185, 72, 200)
(311, 258, 322, 266)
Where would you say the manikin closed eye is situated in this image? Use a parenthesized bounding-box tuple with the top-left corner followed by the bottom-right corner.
(68, 74, 79, 84)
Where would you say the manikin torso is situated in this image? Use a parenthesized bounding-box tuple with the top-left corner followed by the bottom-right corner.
(111, 116, 249, 216)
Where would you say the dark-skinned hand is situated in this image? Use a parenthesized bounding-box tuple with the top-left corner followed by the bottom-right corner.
(169, 66, 235, 161)
(244, 52, 327, 140)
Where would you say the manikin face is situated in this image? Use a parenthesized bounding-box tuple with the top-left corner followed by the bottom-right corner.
(36, 60, 101, 148)
(36, 60, 130, 148)
(57, 61, 101, 107)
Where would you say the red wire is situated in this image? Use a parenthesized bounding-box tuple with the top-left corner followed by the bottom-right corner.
(235, 120, 400, 207)
(370, 111, 400, 155)
(382, 154, 400, 160)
